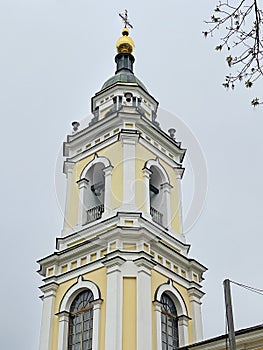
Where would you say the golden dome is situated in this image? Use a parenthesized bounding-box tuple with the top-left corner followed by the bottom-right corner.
(116, 27, 135, 54)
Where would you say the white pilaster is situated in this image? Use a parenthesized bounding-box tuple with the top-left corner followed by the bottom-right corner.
(142, 167, 152, 217)
(153, 301, 162, 350)
(103, 256, 126, 350)
(92, 299, 102, 350)
(77, 178, 89, 226)
(134, 257, 155, 350)
(161, 182, 173, 230)
(62, 161, 74, 234)
(174, 168, 184, 234)
(178, 315, 190, 346)
(57, 311, 70, 350)
(188, 288, 204, 342)
(120, 133, 139, 210)
(103, 165, 113, 213)
(39, 283, 58, 350)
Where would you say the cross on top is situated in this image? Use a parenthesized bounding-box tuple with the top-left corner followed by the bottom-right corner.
(119, 9, 133, 29)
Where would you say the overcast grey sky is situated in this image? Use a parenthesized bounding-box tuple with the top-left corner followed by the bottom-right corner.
(0, 1, 262, 349)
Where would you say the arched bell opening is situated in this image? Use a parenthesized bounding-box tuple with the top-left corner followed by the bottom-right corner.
(84, 163, 105, 223)
(78, 156, 112, 226)
(143, 159, 172, 229)
(149, 165, 165, 226)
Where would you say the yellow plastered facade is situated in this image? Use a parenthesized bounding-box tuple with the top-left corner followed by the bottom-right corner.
(66, 164, 80, 228)
(122, 277, 137, 350)
(51, 267, 107, 350)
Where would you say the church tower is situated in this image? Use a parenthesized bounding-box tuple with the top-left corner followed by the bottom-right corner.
(38, 16, 207, 350)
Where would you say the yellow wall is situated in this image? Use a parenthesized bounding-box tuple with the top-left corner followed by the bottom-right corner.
(100, 144, 123, 210)
(122, 277, 137, 350)
(51, 267, 107, 350)
(66, 164, 80, 228)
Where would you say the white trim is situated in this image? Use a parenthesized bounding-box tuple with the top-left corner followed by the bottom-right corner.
(144, 158, 170, 183)
(60, 276, 101, 311)
(178, 315, 190, 346)
(103, 256, 125, 350)
(103, 165, 113, 212)
(161, 182, 173, 229)
(142, 167, 152, 217)
(174, 168, 184, 234)
(62, 162, 75, 235)
(57, 311, 70, 350)
(153, 301, 163, 350)
(155, 281, 188, 316)
(65, 134, 119, 162)
(79, 155, 111, 180)
(120, 133, 139, 210)
(188, 287, 204, 342)
(77, 178, 89, 226)
(92, 300, 102, 350)
(134, 257, 155, 350)
(39, 283, 58, 350)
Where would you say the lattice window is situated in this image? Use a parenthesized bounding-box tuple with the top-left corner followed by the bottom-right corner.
(161, 293, 179, 350)
(68, 290, 94, 350)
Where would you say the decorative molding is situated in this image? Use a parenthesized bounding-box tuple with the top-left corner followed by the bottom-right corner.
(154, 279, 188, 317)
(60, 276, 101, 312)
(134, 256, 156, 276)
(63, 161, 75, 176)
(102, 255, 126, 274)
(144, 158, 170, 184)
(79, 155, 111, 180)
(188, 286, 205, 302)
(39, 282, 58, 297)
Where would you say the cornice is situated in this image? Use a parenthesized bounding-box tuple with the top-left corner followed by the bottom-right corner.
(56, 211, 189, 253)
(63, 108, 186, 167)
(92, 82, 159, 109)
(39, 281, 59, 296)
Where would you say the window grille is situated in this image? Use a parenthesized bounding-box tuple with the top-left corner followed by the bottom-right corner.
(161, 293, 179, 350)
(68, 290, 94, 350)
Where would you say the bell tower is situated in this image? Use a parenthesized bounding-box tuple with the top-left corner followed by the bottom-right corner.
(38, 17, 207, 350)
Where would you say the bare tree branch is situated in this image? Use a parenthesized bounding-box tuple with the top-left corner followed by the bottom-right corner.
(204, 0, 263, 106)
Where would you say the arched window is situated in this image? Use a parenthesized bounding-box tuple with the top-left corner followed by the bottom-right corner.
(68, 290, 94, 350)
(143, 159, 172, 228)
(85, 163, 105, 223)
(149, 165, 165, 226)
(78, 156, 113, 226)
(161, 293, 179, 350)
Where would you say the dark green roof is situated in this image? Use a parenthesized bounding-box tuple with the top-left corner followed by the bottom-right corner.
(101, 69, 148, 92)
